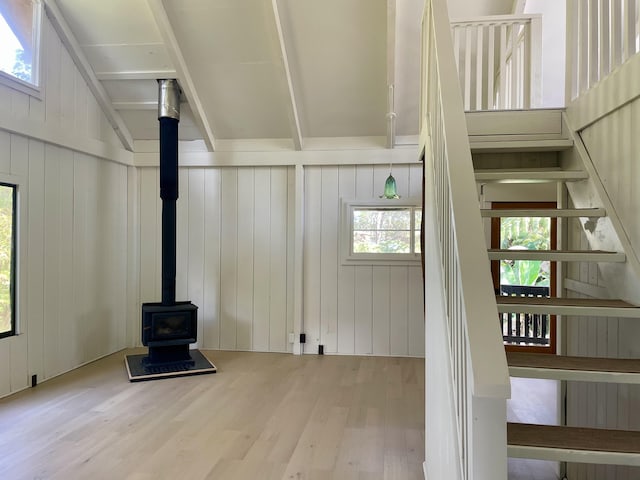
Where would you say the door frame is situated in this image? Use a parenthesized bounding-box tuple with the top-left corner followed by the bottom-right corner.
(491, 201, 557, 354)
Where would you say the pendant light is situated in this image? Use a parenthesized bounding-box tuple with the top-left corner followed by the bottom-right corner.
(380, 162, 400, 199)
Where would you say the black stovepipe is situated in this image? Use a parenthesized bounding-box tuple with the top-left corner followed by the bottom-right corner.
(159, 116, 178, 306)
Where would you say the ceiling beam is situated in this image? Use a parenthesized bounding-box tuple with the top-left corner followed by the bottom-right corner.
(147, 0, 217, 151)
(44, 0, 135, 151)
(268, 0, 303, 151)
(95, 70, 178, 81)
(386, 0, 397, 149)
(112, 101, 158, 110)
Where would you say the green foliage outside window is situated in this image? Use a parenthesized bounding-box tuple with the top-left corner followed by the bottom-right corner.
(352, 207, 421, 254)
(500, 216, 550, 287)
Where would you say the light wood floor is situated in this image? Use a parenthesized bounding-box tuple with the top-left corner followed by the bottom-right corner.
(0, 349, 425, 480)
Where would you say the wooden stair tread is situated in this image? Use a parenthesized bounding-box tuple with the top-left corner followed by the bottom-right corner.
(488, 249, 625, 262)
(507, 423, 640, 455)
(496, 296, 636, 308)
(475, 169, 588, 183)
(507, 352, 640, 374)
(481, 208, 605, 218)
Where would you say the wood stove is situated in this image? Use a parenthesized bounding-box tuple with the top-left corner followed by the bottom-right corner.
(125, 79, 216, 381)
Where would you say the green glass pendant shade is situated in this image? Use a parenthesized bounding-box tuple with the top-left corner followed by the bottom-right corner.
(380, 174, 400, 199)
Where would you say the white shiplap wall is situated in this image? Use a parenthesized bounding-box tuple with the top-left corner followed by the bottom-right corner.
(303, 164, 424, 356)
(0, 14, 129, 398)
(137, 163, 425, 357)
(565, 212, 640, 479)
(138, 166, 293, 353)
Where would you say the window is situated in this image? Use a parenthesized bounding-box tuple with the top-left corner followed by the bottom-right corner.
(0, 184, 16, 339)
(342, 199, 422, 265)
(0, 0, 42, 94)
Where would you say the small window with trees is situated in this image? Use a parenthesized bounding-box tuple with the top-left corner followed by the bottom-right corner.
(0, 184, 16, 339)
(342, 199, 422, 265)
(0, 0, 42, 94)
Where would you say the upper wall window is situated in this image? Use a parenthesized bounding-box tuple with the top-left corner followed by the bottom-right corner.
(341, 199, 422, 266)
(0, 0, 42, 94)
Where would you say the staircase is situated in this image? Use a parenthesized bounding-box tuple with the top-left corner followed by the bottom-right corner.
(471, 109, 640, 472)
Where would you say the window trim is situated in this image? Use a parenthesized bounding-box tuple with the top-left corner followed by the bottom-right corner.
(0, 0, 43, 98)
(0, 181, 18, 340)
(341, 198, 422, 266)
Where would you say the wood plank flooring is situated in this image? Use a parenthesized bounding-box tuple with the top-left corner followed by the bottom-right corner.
(0, 349, 425, 480)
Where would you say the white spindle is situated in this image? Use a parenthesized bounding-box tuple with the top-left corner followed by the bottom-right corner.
(589, 0, 600, 87)
(464, 26, 472, 110)
(624, 0, 637, 60)
(600, 0, 611, 79)
(530, 15, 542, 107)
(476, 25, 483, 110)
(612, 0, 623, 68)
(578, 0, 590, 95)
(510, 22, 518, 108)
(487, 24, 495, 108)
(499, 24, 507, 109)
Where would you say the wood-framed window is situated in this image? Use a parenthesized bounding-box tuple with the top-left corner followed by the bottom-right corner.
(491, 201, 557, 354)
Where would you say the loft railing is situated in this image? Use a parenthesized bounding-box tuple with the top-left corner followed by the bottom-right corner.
(450, 14, 542, 111)
(567, 0, 640, 101)
(421, 0, 511, 479)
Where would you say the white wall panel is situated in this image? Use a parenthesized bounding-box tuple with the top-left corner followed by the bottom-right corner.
(565, 200, 640, 479)
(236, 169, 255, 351)
(202, 169, 221, 349)
(304, 164, 424, 357)
(0, 12, 130, 398)
(137, 166, 293, 353)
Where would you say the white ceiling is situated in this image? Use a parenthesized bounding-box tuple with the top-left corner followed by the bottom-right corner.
(52, 0, 514, 151)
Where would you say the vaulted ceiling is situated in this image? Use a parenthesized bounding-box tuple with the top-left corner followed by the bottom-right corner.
(51, 0, 514, 152)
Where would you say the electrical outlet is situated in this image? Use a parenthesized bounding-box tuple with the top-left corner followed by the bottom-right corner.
(288, 332, 295, 344)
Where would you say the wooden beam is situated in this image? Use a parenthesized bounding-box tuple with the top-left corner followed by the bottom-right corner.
(268, 0, 303, 151)
(0, 107, 133, 166)
(147, 0, 216, 151)
(95, 70, 177, 81)
(44, 0, 135, 152)
(112, 101, 158, 110)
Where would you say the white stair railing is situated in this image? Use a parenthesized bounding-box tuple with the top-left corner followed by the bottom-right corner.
(421, 1, 511, 479)
(450, 14, 542, 111)
(566, 0, 640, 101)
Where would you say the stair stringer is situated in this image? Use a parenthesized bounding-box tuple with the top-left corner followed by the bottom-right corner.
(560, 113, 640, 305)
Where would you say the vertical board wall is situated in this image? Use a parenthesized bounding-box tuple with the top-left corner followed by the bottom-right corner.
(303, 164, 424, 356)
(138, 166, 293, 353)
(564, 96, 640, 479)
(565, 208, 640, 479)
(0, 14, 129, 398)
(137, 163, 425, 357)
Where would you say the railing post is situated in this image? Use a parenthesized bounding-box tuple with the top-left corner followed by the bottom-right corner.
(529, 15, 542, 108)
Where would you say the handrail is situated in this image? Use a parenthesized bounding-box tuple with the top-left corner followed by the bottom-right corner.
(450, 13, 542, 111)
(422, 0, 510, 478)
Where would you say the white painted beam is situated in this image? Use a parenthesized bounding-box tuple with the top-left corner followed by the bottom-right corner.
(134, 147, 420, 168)
(481, 208, 605, 218)
(475, 170, 588, 183)
(112, 101, 158, 111)
(44, 0, 135, 152)
(147, 0, 216, 152)
(268, 0, 303, 151)
(508, 444, 640, 466)
(0, 107, 133, 166)
(95, 70, 177, 81)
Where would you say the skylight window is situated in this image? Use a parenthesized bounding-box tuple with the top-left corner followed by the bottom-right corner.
(0, 0, 41, 92)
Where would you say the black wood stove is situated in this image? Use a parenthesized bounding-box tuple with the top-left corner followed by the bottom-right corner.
(125, 79, 216, 381)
